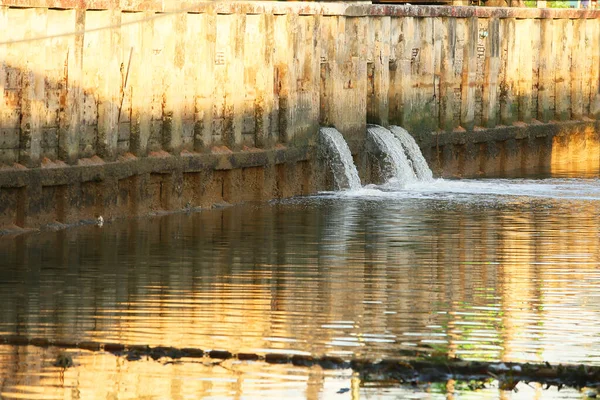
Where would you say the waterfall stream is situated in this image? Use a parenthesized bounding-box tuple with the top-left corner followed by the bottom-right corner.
(389, 125, 433, 181)
(319, 127, 362, 190)
(366, 124, 418, 185)
(321, 124, 433, 191)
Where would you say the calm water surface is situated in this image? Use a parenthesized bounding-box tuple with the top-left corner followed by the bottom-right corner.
(1, 169, 600, 399)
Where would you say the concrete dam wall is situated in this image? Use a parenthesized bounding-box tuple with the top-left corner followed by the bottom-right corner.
(0, 1, 598, 231)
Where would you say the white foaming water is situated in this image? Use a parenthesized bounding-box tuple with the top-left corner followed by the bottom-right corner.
(319, 127, 362, 190)
(367, 125, 417, 186)
(389, 125, 433, 181)
(334, 177, 600, 203)
(317, 124, 600, 204)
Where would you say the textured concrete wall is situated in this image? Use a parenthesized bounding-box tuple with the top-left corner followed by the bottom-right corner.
(0, 1, 598, 231)
(414, 119, 600, 178)
(0, 2, 597, 162)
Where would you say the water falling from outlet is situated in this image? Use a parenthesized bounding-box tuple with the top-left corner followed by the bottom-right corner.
(389, 126, 433, 181)
(366, 124, 418, 185)
(319, 127, 362, 190)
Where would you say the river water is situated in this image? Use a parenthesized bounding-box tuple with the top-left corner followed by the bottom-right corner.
(1, 168, 600, 399)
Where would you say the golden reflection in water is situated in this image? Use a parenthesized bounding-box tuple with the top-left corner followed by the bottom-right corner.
(497, 209, 540, 364)
(431, 197, 600, 365)
(0, 346, 348, 400)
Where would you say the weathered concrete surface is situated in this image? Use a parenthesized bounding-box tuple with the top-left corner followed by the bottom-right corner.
(412, 120, 600, 178)
(0, 1, 598, 231)
(0, 147, 320, 231)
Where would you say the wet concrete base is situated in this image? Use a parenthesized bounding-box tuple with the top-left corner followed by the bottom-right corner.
(0, 146, 325, 234)
(0, 119, 598, 233)
(416, 119, 600, 178)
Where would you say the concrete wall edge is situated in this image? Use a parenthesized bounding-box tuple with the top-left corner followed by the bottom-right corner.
(414, 119, 600, 148)
(0, 146, 312, 188)
(1, 1, 598, 19)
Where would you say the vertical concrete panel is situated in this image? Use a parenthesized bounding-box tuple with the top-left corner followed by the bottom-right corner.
(319, 15, 334, 127)
(530, 19, 541, 121)
(243, 13, 274, 148)
(215, 13, 244, 149)
(454, 19, 466, 129)
(432, 17, 443, 130)
(0, 7, 20, 165)
(96, 10, 121, 160)
(62, 10, 84, 164)
(192, 12, 215, 151)
(81, 11, 101, 157)
(147, 12, 168, 152)
(367, 17, 376, 124)
(482, 18, 500, 128)
(517, 19, 533, 123)
(45, 10, 73, 161)
(460, 16, 477, 131)
(257, 14, 275, 147)
(415, 17, 437, 133)
(367, 16, 390, 126)
(500, 18, 518, 126)
(537, 18, 554, 122)
(321, 15, 365, 152)
(178, 14, 196, 152)
(438, 17, 461, 132)
(230, 12, 245, 149)
(332, 17, 367, 154)
(292, 15, 321, 146)
(397, 17, 415, 129)
(473, 18, 488, 128)
(243, 14, 260, 147)
(0, 7, 6, 164)
(554, 19, 571, 121)
(388, 17, 402, 125)
(520, 136, 536, 173)
(273, 13, 292, 143)
(0, 187, 26, 227)
(571, 18, 585, 120)
(582, 19, 593, 118)
(160, 13, 185, 154)
(588, 20, 600, 118)
(130, 11, 153, 156)
(19, 8, 47, 167)
(120, 12, 143, 156)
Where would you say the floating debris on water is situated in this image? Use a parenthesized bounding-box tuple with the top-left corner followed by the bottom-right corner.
(4, 335, 600, 391)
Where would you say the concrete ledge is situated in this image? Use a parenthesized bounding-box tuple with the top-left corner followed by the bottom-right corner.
(412, 119, 600, 178)
(369, 4, 600, 18)
(0, 145, 311, 188)
(1, 1, 598, 19)
(416, 120, 600, 147)
(0, 145, 322, 233)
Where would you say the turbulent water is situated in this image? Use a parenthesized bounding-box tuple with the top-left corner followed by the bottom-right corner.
(319, 127, 362, 190)
(1, 167, 600, 399)
(367, 124, 418, 185)
(389, 125, 434, 181)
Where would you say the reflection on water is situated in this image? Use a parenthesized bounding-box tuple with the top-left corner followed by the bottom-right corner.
(1, 173, 600, 399)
